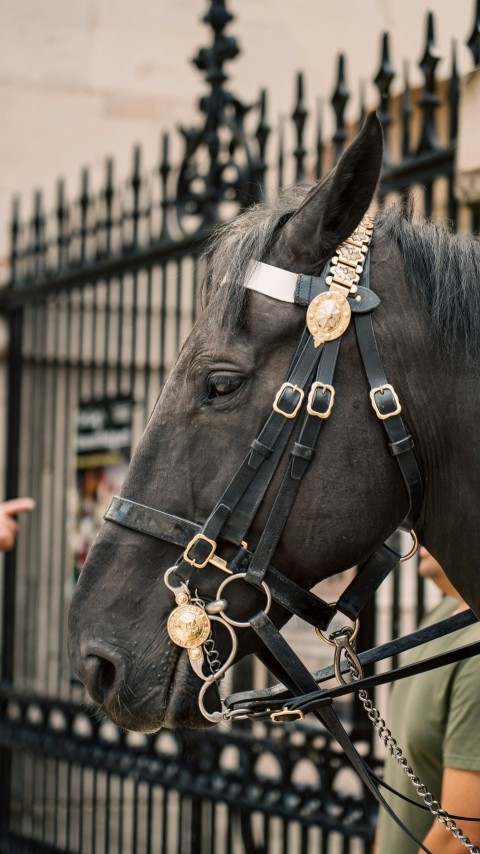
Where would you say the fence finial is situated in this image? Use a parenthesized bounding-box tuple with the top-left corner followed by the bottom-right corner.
(467, 0, 480, 66)
(292, 72, 308, 182)
(177, 0, 259, 230)
(374, 33, 395, 166)
(331, 54, 349, 165)
(417, 11, 442, 154)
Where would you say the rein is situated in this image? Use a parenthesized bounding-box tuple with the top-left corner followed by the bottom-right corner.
(105, 215, 480, 852)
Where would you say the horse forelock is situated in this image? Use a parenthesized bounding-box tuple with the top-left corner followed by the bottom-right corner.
(200, 184, 311, 330)
(376, 203, 480, 362)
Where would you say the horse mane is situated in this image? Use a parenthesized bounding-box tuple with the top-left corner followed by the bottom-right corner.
(376, 204, 480, 361)
(202, 184, 480, 359)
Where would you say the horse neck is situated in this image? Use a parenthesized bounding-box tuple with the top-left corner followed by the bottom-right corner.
(419, 365, 480, 611)
(373, 242, 480, 613)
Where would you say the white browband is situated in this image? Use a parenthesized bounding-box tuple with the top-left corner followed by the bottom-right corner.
(243, 215, 376, 305)
(243, 261, 298, 303)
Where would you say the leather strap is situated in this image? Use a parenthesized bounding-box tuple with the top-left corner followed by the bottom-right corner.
(294, 637, 480, 714)
(105, 496, 335, 627)
(172, 327, 325, 581)
(245, 337, 341, 591)
(224, 609, 478, 711)
(244, 260, 380, 314)
(249, 610, 429, 852)
(354, 308, 423, 530)
(336, 544, 400, 621)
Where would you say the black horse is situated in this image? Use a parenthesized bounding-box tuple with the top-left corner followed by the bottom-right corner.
(68, 114, 480, 733)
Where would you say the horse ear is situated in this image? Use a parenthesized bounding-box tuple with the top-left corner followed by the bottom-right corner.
(265, 112, 383, 273)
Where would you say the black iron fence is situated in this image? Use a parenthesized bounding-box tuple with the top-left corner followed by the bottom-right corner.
(1, 1, 479, 851)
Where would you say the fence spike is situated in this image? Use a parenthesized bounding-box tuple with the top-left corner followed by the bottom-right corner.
(56, 179, 68, 271)
(292, 72, 308, 182)
(30, 190, 46, 279)
(467, 0, 480, 66)
(131, 145, 142, 248)
(374, 32, 395, 165)
(202, 0, 234, 49)
(252, 89, 270, 200)
(401, 61, 412, 159)
(357, 81, 366, 135)
(159, 132, 171, 242)
(315, 97, 324, 181)
(9, 196, 21, 286)
(449, 40, 459, 143)
(78, 168, 90, 265)
(417, 11, 442, 154)
(277, 115, 285, 191)
(101, 158, 115, 257)
(331, 54, 349, 164)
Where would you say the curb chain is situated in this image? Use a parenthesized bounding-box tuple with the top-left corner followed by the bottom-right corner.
(191, 592, 223, 677)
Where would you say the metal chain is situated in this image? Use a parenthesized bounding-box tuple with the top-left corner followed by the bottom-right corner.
(344, 653, 480, 852)
(191, 591, 223, 678)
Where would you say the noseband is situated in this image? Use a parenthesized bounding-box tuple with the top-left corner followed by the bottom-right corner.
(104, 215, 480, 851)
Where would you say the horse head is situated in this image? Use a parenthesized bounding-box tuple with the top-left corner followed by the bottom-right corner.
(68, 112, 480, 731)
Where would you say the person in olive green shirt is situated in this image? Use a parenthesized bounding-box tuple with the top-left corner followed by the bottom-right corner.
(375, 548, 480, 854)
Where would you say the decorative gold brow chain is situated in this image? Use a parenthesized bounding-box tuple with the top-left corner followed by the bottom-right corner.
(306, 214, 375, 347)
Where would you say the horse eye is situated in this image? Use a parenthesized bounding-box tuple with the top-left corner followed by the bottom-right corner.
(207, 374, 244, 399)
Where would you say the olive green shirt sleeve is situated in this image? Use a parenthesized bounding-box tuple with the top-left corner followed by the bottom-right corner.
(443, 656, 480, 770)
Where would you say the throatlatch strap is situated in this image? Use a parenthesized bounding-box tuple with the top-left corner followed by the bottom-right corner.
(355, 309, 423, 529)
(336, 544, 400, 621)
(352, 252, 423, 530)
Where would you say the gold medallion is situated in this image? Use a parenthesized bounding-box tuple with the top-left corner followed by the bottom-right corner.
(167, 604, 211, 649)
(306, 291, 352, 347)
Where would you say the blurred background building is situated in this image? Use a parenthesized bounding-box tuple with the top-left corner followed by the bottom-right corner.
(0, 0, 475, 269)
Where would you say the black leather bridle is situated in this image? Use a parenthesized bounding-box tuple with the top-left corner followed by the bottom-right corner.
(104, 216, 480, 851)
(106, 216, 423, 632)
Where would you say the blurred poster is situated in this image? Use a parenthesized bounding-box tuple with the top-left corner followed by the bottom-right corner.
(74, 397, 133, 579)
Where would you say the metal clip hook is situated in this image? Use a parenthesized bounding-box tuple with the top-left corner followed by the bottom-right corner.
(331, 629, 364, 685)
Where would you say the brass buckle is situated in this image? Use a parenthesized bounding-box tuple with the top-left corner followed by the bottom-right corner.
(209, 540, 248, 575)
(183, 533, 217, 569)
(369, 384, 402, 420)
(273, 383, 305, 419)
(307, 382, 335, 419)
(270, 708, 305, 723)
(184, 537, 248, 573)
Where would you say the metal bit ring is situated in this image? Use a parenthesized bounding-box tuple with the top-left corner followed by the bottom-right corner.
(315, 602, 360, 646)
(216, 572, 272, 628)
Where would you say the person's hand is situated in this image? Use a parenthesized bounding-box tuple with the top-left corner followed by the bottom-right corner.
(0, 498, 36, 551)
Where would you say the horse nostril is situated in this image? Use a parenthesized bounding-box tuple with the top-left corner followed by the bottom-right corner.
(100, 658, 117, 692)
(80, 644, 127, 706)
